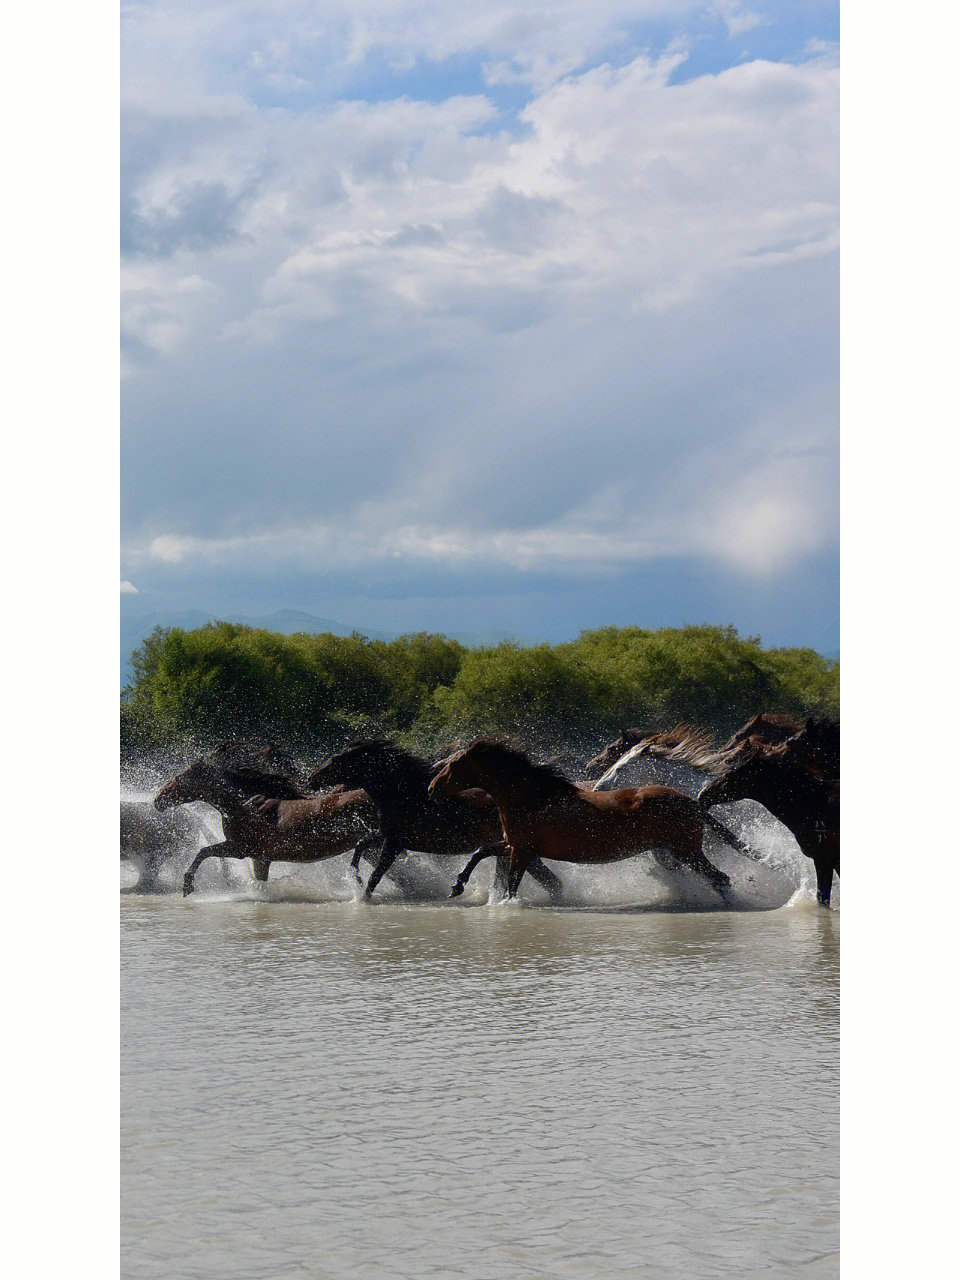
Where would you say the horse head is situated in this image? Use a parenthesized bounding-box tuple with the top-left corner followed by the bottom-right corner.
(154, 758, 208, 810)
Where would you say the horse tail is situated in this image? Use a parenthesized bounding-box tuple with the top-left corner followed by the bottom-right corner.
(703, 811, 762, 863)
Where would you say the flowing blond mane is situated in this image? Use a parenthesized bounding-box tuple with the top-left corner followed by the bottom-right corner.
(606, 724, 756, 779)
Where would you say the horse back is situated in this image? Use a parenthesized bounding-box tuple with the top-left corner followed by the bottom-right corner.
(580, 783, 698, 818)
(275, 789, 377, 838)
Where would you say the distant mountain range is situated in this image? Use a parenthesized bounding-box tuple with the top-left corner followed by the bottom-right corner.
(120, 607, 528, 684)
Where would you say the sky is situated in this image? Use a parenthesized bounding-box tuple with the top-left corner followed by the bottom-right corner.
(120, 0, 839, 653)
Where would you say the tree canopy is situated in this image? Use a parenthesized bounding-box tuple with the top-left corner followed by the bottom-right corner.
(121, 621, 838, 761)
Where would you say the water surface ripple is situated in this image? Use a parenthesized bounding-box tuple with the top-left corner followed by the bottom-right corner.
(122, 900, 838, 1279)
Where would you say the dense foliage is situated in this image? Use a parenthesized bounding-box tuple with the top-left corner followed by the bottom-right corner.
(121, 622, 838, 761)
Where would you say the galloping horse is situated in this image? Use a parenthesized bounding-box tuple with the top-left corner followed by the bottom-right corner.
(429, 739, 732, 900)
(308, 740, 563, 902)
(697, 744, 839, 905)
(153, 742, 381, 896)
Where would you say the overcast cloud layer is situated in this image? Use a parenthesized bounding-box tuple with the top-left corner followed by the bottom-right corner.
(121, 1, 839, 650)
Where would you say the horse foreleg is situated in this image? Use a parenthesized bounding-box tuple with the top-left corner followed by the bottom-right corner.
(450, 844, 506, 898)
(364, 845, 401, 900)
(182, 841, 238, 897)
(507, 846, 537, 899)
(351, 835, 383, 886)
(492, 852, 511, 900)
(675, 828, 731, 900)
(814, 857, 835, 906)
(694, 852, 732, 899)
(252, 857, 270, 883)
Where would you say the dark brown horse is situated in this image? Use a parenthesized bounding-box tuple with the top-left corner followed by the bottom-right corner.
(697, 743, 839, 905)
(429, 739, 731, 900)
(719, 712, 804, 754)
(154, 743, 381, 896)
(308, 740, 563, 901)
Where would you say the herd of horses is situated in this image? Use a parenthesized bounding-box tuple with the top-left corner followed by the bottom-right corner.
(144, 711, 839, 907)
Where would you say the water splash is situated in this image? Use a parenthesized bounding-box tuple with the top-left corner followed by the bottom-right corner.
(122, 740, 831, 909)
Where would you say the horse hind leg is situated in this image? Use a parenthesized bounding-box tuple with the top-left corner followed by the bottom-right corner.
(678, 827, 731, 900)
(526, 858, 563, 903)
(698, 854, 732, 899)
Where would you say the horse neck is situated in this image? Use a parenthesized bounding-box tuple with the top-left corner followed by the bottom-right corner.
(192, 775, 250, 819)
(462, 759, 554, 818)
(355, 757, 426, 810)
(732, 768, 818, 828)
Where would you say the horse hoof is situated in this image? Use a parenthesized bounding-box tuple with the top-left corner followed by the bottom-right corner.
(449, 883, 465, 899)
(182, 879, 194, 898)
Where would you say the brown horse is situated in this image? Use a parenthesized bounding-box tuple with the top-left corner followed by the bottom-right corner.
(308, 740, 563, 901)
(720, 712, 804, 754)
(697, 743, 839, 905)
(429, 739, 731, 900)
(153, 743, 382, 896)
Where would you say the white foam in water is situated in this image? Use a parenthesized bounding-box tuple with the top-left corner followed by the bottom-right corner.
(120, 744, 828, 909)
(121, 786, 224, 894)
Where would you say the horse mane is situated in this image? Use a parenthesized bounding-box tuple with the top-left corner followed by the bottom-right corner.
(219, 766, 306, 799)
(204, 742, 305, 799)
(622, 724, 732, 775)
(468, 739, 580, 799)
(341, 738, 436, 788)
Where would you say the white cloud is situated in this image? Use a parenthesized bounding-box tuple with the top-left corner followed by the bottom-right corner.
(121, 49, 837, 361)
(120, 580, 139, 594)
(120, 4, 839, 613)
(122, 2, 731, 100)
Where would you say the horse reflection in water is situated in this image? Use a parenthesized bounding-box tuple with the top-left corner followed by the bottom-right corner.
(153, 743, 382, 896)
(430, 740, 733, 901)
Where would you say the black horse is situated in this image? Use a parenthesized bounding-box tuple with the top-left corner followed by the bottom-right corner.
(781, 717, 840, 780)
(697, 745, 839, 905)
(154, 742, 382, 896)
(308, 740, 564, 902)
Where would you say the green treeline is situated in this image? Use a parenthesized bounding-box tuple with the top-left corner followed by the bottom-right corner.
(121, 622, 838, 762)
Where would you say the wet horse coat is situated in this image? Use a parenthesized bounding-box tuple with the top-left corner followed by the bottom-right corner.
(430, 739, 731, 900)
(697, 744, 839, 904)
(309, 739, 563, 901)
(153, 743, 381, 895)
